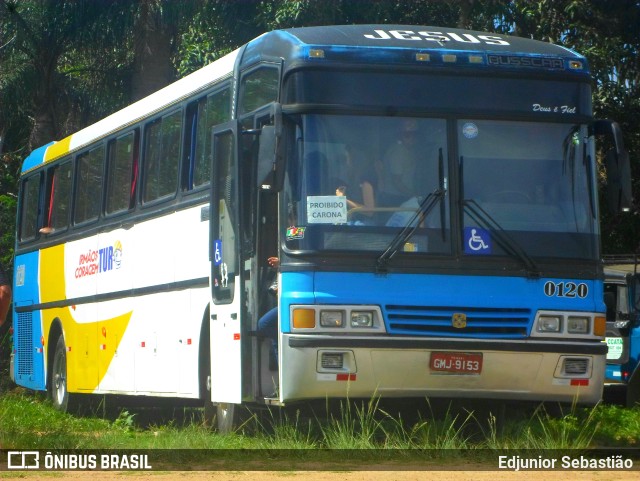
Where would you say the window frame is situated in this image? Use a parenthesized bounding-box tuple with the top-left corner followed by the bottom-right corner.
(18, 172, 43, 243)
(141, 108, 184, 207)
(44, 159, 74, 235)
(184, 83, 233, 193)
(105, 129, 139, 217)
(238, 63, 281, 116)
(73, 144, 105, 227)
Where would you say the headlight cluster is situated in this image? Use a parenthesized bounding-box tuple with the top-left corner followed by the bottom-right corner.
(292, 306, 381, 332)
(535, 311, 605, 337)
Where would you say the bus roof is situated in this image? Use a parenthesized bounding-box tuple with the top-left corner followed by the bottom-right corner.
(282, 25, 581, 57)
(239, 25, 586, 71)
(22, 24, 587, 174)
(21, 48, 239, 174)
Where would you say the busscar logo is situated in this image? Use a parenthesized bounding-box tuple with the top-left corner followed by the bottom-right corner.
(488, 54, 565, 69)
(452, 313, 467, 329)
(7, 451, 39, 469)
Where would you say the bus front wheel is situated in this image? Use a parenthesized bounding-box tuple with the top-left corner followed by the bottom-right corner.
(216, 402, 253, 433)
(216, 402, 236, 433)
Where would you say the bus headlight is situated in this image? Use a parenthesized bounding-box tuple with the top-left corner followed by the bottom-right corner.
(537, 315, 561, 332)
(320, 310, 344, 327)
(567, 316, 589, 334)
(533, 311, 603, 338)
(351, 311, 373, 328)
(290, 305, 384, 333)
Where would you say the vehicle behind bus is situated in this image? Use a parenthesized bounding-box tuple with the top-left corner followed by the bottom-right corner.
(603, 258, 640, 406)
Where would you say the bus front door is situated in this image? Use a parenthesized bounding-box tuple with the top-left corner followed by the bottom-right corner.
(209, 124, 242, 407)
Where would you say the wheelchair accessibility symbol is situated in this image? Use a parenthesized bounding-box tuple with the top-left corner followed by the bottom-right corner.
(464, 227, 491, 254)
(214, 239, 222, 266)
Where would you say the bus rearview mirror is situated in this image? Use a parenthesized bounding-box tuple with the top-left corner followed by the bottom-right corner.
(606, 147, 632, 214)
(257, 108, 285, 192)
(594, 120, 633, 214)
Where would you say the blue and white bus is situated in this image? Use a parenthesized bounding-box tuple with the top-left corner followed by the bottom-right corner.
(10, 25, 631, 430)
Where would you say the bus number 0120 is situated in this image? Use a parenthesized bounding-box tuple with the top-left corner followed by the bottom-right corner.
(544, 281, 588, 298)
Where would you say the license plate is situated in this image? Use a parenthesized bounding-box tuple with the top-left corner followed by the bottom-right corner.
(430, 352, 483, 374)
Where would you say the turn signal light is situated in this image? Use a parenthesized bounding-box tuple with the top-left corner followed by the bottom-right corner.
(593, 316, 606, 337)
(293, 308, 316, 329)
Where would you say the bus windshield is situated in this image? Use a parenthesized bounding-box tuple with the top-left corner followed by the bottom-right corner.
(283, 114, 598, 261)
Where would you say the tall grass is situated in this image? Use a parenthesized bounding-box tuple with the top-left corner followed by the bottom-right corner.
(253, 408, 318, 449)
(481, 402, 600, 450)
(1, 390, 638, 451)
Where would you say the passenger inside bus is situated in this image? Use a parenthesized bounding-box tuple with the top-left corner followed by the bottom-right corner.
(377, 119, 421, 206)
(256, 256, 279, 371)
(334, 145, 377, 225)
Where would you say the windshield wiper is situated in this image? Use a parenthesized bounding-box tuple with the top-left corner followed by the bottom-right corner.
(563, 125, 596, 223)
(376, 188, 446, 273)
(463, 199, 540, 278)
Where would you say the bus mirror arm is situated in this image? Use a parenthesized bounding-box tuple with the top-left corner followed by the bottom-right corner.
(272, 102, 282, 138)
(593, 120, 633, 214)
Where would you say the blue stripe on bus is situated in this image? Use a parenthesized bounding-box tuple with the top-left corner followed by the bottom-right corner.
(280, 271, 602, 337)
(12, 251, 46, 390)
(21, 143, 53, 174)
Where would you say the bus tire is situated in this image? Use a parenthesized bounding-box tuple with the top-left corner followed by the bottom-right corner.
(626, 365, 640, 408)
(203, 374, 216, 427)
(48, 335, 77, 412)
(216, 402, 238, 433)
(198, 313, 216, 427)
(216, 402, 255, 434)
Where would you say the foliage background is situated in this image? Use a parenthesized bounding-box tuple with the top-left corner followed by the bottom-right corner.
(0, 0, 638, 331)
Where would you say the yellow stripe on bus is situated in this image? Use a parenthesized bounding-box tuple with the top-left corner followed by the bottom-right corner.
(40, 244, 133, 392)
(44, 136, 73, 163)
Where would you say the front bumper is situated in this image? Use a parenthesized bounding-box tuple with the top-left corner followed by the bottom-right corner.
(279, 336, 606, 405)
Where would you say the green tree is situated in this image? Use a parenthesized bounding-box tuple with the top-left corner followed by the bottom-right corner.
(0, 0, 123, 149)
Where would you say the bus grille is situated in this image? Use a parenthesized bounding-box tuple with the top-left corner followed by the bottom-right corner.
(384, 305, 531, 338)
(16, 312, 34, 377)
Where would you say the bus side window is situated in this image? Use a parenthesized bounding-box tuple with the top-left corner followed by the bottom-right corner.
(74, 145, 105, 225)
(19, 173, 42, 242)
(106, 130, 138, 214)
(604, 287, 616, 322)
(44, 160, 73, 233)
(188, 86, 231, 190)
(238, 66, 279, 115)
(143, 110, 182, 203)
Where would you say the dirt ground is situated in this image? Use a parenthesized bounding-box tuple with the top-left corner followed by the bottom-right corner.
(2, 471, 638, 481)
